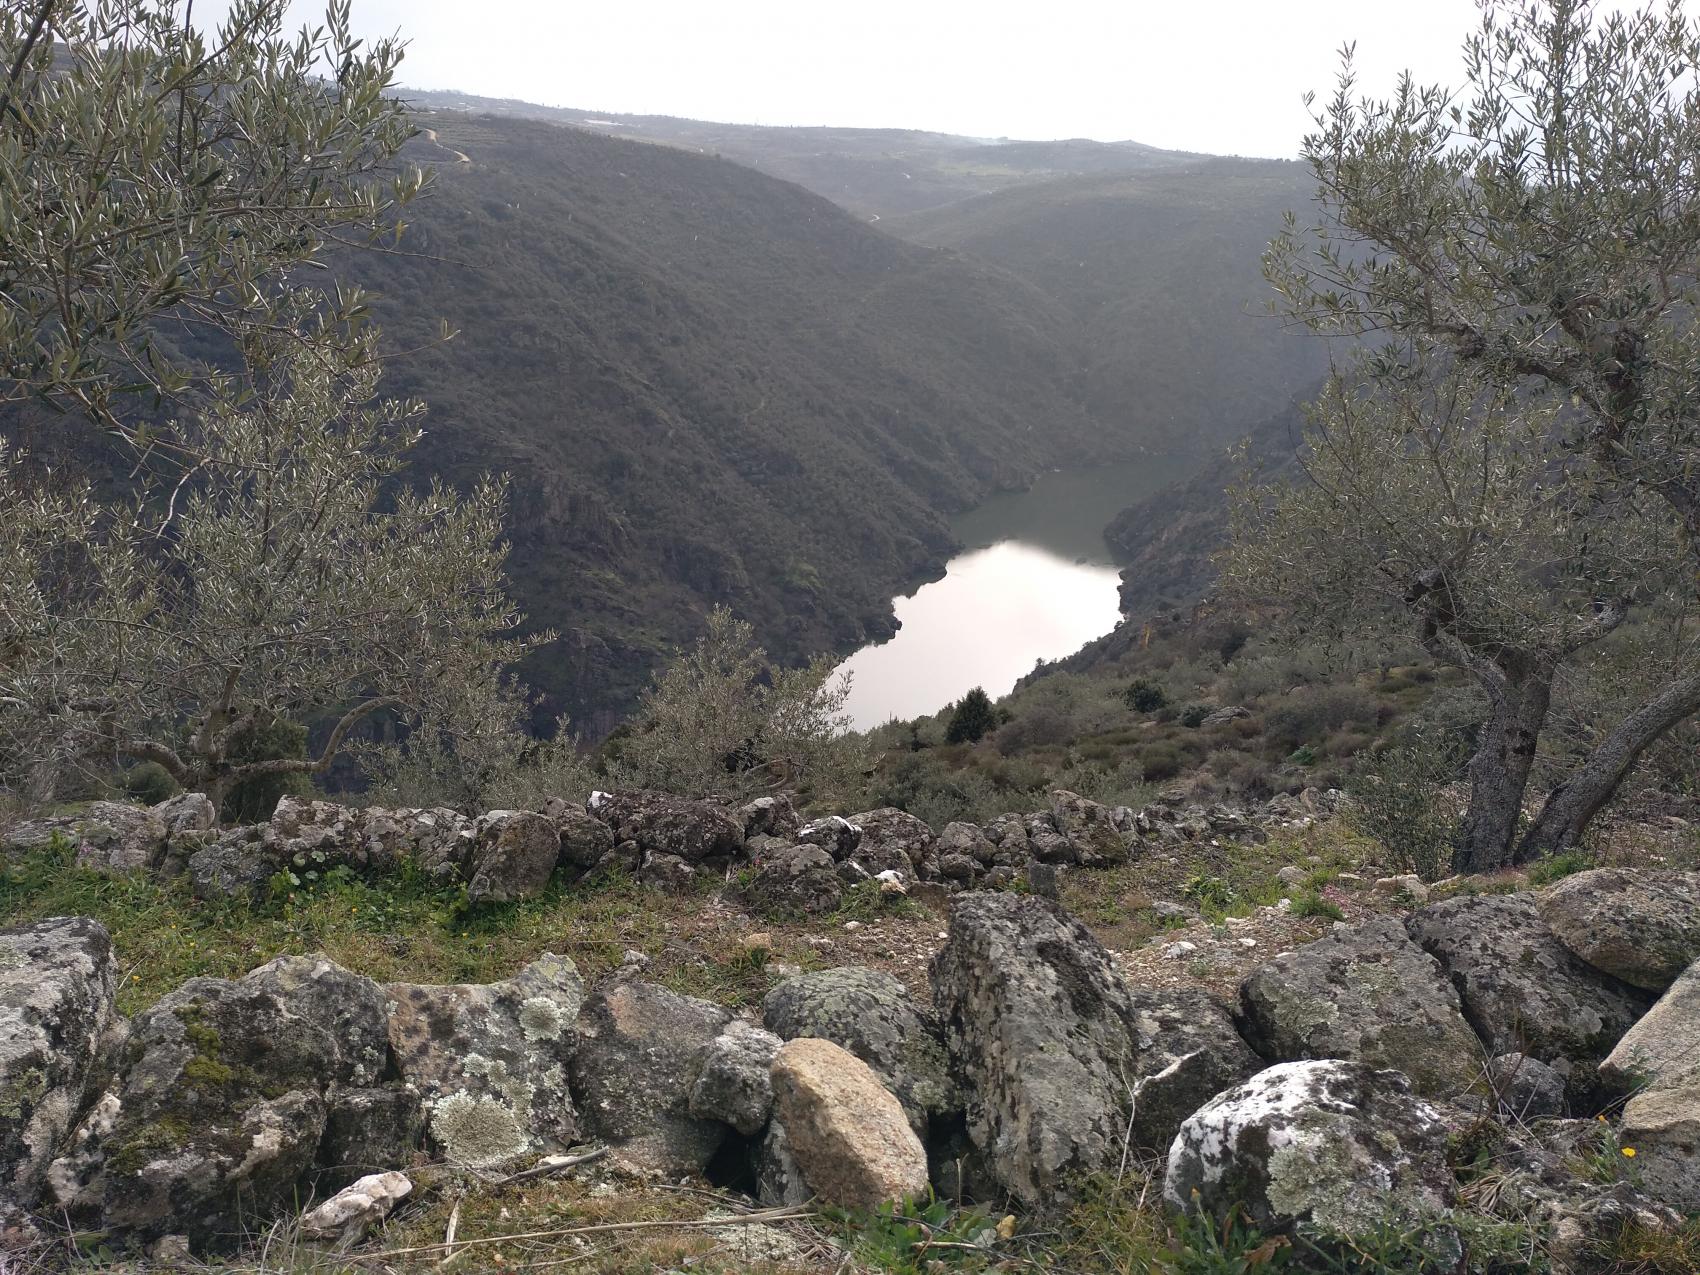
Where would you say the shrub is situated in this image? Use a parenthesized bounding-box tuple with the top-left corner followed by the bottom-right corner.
(1182, 871, 1236, 913)
(123, 762, 179, 806)
(1178, 703, 1212, 728)
(945, 687, 998, 744)
(1139, 742, 1185, 781)
(1264, 685, 1379, 752)
(1124, 677, 1168, 713)
(605, 607, 866, 804)
(221, 719, 312, 824)
(995, 703, 1074, 753)
(1346, 733, 1465, 882)
(1290, 891, 1345, 920)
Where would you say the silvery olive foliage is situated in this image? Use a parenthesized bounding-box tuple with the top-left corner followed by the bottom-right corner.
(0, 332, 538, 805)
(0, 0, 425, 452)
(606, 606, 867, 805)
(1234, 0, 1700, 868)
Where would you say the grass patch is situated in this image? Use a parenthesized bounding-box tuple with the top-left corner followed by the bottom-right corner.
(0, 843, 811, 1013)
(1289, 891, 1345, 921)
(1526, 850, 1595, 887)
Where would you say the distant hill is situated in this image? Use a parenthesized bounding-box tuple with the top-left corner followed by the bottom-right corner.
(402, 89, 1205, 220)
(402, 94, 1328, 463)
(889, 165, 1330, 454)
(337, 113, 1128, 733)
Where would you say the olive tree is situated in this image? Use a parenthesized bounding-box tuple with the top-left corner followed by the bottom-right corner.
(1224, 368, 1689, 871)
(1259, 0, 1700, 862)
(607, 607, 866, 805)
(0, 331, 537, 810)
(0, 0, 424, 452)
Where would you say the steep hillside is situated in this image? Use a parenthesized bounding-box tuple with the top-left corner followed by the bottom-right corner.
(889, 165, 1330, 453)
(404, 89, 1203, 219)
(1107, 396, 1310, 620)
(349, 114, 1121, 732)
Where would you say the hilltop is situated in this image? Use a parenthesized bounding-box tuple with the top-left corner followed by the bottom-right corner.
(403, 88, 1207, 219)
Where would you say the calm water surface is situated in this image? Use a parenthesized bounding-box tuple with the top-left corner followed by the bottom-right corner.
(836, 455, 1193, 729)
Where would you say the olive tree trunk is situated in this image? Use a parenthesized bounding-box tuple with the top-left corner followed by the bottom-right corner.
(1454, 658, 1554, 874)
(1518, 671, 1700, 859)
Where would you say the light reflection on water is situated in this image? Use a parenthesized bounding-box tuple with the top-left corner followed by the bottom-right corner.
(835, 541, 1122, 729)
(832, 455, 1192, 730)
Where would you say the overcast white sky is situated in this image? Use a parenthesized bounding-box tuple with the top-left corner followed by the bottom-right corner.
(223, 0, 1489, 157)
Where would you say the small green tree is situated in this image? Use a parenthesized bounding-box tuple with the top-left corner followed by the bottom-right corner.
(1123, 678, 1167, 714)
(607, 607, 865, 804)
(0, 336, 537, 811)
(945, 687, 998, 744)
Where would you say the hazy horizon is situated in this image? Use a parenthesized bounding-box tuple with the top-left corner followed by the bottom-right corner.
(201, 0, 1488, 159)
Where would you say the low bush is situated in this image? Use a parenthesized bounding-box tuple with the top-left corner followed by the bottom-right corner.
(1264, 685, 1380, 753)
(123, 762, 179, 806)
(1124, 677, 1168, 713)
(1345, 733, 1464, 882)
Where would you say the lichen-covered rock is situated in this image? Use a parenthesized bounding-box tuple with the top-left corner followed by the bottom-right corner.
(740, 795, 801, 841)
(1050, 790, 1134, 867)
(246, 954, 389, 1085)
(465, 811, 560, 903)
(1165, 1060, 1454, 1236)
(190, 801, 476, 895)
(1620, 1086, 1700, 1211)
(1022, 812, 1076, 864)
(738, 843, 842, 917)
(0, 918, 121, 1214)
(763, 967, 957, 1136)
(47, 956, 387, 1249)
(844, 808, 936, 880)
(795, 815, 860, 859)
(1603, 958, 1700, 1093)
(935, 822, 996, 867)
(770, 1038, 928, 1210)
(153, 793, 216, 841)
(588, 791, 744, 865)
(386, 955, 582, 1169)
(1238, 915, 1483, 1100)
(1538, 869, 1700, 992)
(930, 892, 1142, 1205)
(572, 977, 731, 1174)
(317, 1086, 425, 1187)
(300, 1170, 411, 1243)
(184, 837, 274, 901)
(545, 801, 616, 871)
(688, 1021, 782, 1136)
(2, 802, 168, 875)
(1487, 1053, 1567, 1120)
(1123, 987, 1259, 1156)
(639, 850, 699, 893)
(269, 797, 466, 879)
(1406, 894, 1648, 1093)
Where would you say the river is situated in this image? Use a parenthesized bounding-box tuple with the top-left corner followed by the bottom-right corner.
(835, 454, 1194, 729)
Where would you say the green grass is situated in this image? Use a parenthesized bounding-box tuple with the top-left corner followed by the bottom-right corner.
(1525, 850, 1595, 887)
(0, 843, 796, 1013)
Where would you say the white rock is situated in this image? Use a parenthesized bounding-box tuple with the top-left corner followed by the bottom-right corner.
(300, 1171, 412, 1241)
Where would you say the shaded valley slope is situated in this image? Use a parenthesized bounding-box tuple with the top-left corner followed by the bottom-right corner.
(355, 114, 1122, 731)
